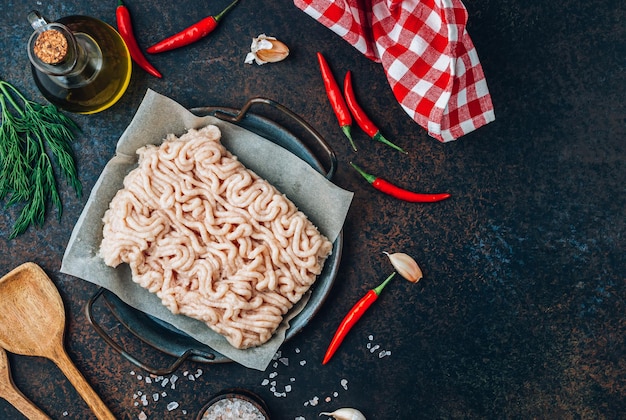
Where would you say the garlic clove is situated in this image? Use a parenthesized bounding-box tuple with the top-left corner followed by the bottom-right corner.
(244, 34, 289, 65)
(320, 407, 366, 420)
(255, 39, 289, 62)
(384, 252, 423, 283)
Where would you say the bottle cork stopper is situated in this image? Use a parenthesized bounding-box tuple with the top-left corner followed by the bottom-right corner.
(33, 29, 68, 64)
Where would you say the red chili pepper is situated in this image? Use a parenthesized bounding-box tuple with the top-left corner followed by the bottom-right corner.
(350, 162, 451, 203)
(116, 0, 162, 78)
(147, 0, 239, 54)
(322, 273, 396, 365)
(343, 71, 406, 154)
(316, 52, 356, 151)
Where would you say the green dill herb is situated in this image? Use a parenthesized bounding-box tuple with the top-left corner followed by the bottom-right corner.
(0, 80, 81, 239)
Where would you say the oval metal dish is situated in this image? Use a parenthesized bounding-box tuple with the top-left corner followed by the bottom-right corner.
(86, 97, 342, 375)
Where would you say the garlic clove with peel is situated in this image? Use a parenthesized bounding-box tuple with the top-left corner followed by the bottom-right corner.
(244, 34, 289, 65)
(319, 407, 366, 420)
(384, 252, 423, 283)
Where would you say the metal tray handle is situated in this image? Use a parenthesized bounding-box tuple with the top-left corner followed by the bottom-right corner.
(212, 97, 338, 180)
(85, 288, 216, 376)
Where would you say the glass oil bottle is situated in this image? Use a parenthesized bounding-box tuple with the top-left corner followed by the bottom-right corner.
(27, 11, 132, 114)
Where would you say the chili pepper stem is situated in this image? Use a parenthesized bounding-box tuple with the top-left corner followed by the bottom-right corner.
(342, 125, 357, 151)
(373, 131, 407, 154)
(214, 0, 240, 22)
(349, 162, 376, 184)
(373, 272, 396, 295)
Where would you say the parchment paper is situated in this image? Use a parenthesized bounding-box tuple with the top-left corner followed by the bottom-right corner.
(61, 90, 353, 370)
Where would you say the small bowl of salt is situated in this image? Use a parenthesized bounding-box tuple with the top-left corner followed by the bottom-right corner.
(197, 388, 270, 420)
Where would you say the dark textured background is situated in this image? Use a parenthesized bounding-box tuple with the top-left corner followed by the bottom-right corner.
(0, 0, 624, 418)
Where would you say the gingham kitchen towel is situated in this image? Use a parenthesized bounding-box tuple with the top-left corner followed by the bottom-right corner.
(294, 0, 495, 142)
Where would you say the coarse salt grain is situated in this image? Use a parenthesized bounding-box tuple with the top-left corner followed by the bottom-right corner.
(341, 379, 348, 390)
(138, 412, 147, 420)
(167, 401, 179, 411)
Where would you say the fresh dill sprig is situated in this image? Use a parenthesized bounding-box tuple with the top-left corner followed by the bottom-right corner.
(0, 80, 81, 239)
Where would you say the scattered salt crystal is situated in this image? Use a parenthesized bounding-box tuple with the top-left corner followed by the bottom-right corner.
(341, 379, 348, 390)
(279, 357, 289, 366)
(161, 391, 167, 397)
(270, 381, 276, 387)
(299, 360, 307, 366)
(269, 372, 278, 379)
(309, 397, 319, 406)
(295, 347, 301, 353)
(137, 391, 143, 397)
(137, 375, 143, 380)
(368, 335, 374, 340)
(183, 371, 189, 377)
(62, 412, 68, 417)
(367, 342, 372, 349)
(270, 386, 276, 392)
(133, 393, 139, 400)
(261, 379, 270, 386)
(285, 385, 292, 392)
(161, 378, 169, 387)
(140, 395, 148, 406)
(379, 350, 392, 358)
(138, 412, 147, 420)
(273, 362, 278, 368)
(333, 392, 338, 397)
(152, 393, 159, 402)
(304, 401, 309, 407)
(145, 377, 152, 384)
(167, 401, 179, 411)
(290, 377, 296, 382)
(370, 344, 380, 353)
(195, 369, 203, 378)
(296, 417, 306, 420)
(134, 401, 139, 407)
(130, 370, 136, 376)
(325, 396, 331, 402)
(188, 374, 196, 381)
(273, 351, 282, 360)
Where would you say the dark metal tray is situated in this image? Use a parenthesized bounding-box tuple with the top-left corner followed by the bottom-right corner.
(86, 98, 342, 375)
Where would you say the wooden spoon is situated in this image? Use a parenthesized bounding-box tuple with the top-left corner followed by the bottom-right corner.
(0, 263, 115, 420)
(0, 347, 50, 419)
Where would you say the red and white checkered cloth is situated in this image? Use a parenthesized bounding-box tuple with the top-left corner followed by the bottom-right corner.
(294, 0, 495, 142)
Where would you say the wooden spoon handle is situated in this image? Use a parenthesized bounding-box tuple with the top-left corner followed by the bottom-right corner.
(52, 348, 116, 420)
(0, 386, 50, 420)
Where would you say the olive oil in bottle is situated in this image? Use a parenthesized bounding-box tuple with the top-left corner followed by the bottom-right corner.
(27, 11, 132, 114)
